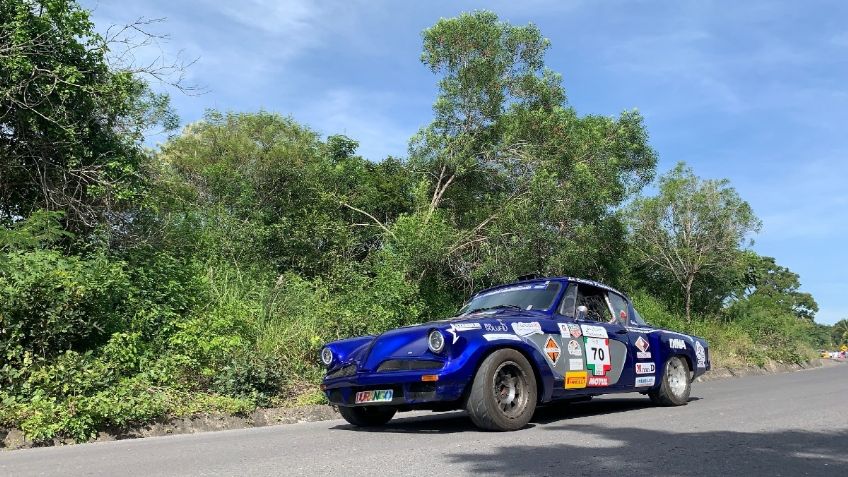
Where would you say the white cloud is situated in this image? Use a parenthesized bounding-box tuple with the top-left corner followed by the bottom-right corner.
(296, 88, 415, 160)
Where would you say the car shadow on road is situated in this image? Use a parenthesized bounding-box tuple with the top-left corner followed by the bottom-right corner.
(446, 423, 848, 476)
(331, 395, 679, 434)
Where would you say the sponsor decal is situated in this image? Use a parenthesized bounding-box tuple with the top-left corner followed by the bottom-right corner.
(512, 322, 543, 337)
(567, 323, 582, 338)
(446, 322, 481, 344)
(567, 339, 583, 357)
(695, 341, 706, 368)
(483, 333, 521, 342)
(452, 323, 481, 331)
(669, 338, 687, 350)
(355, 389, 394, 404)
(569, 358, 584, 370)
(581, 324, 608, 339)
(634, 335, 652, 359)
(483, 320, 508, 332)
(635, 362, 655, 374)
(564, 371, 588, 389)
(477, 284, 534, 298)
(584, 337, 611, 376)
(635, 376, 655, 387)
(587, 376, 609, 387)
(544, 336, 562, 365)
(557, 323, 570, 337)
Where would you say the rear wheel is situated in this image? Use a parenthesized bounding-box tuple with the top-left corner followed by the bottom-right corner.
(649, 355, 691, 406)
(338, 405, 396, 427)
(466, 349, 537, 431)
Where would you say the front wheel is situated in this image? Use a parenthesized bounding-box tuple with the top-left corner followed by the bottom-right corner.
(649, 355, 691, 406)
(338, 405, 396, 427)
(466, 349, 537, 431)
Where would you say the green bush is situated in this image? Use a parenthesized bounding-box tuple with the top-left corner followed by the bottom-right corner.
(212, 351, 284, 407)
(0, 250, 130, 372)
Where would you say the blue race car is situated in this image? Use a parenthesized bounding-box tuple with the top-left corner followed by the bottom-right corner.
(320, 277, 710, 431)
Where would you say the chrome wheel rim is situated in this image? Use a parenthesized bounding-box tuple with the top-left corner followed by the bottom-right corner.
(667, 358, 688, 397)
(492, 361, 528, 417)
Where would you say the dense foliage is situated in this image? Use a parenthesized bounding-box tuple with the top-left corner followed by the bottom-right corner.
(0, 5, 835, 443)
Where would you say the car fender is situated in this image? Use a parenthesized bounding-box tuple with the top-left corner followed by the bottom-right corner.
(457, 338, 556, 404)
(656, 332, 705, 380)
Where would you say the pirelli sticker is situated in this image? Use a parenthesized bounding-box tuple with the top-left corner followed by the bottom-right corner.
(564, 371, 588, 389)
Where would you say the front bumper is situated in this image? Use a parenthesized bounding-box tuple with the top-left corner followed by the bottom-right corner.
(322, 370, 466, 407)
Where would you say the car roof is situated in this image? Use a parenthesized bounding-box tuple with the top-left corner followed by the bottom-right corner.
(474, 276, 630, 301)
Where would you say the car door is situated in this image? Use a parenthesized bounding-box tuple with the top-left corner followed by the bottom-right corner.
(572, 283, 633, 390)
(607, 291, 649, 389)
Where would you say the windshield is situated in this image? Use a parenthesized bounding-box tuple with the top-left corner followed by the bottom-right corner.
(459, 282, 562, 315)
(631, 307, 649, 326)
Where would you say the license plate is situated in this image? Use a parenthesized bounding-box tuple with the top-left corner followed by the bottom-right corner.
(355, 389, 393, 404)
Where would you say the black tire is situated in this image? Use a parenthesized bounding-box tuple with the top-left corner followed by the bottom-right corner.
(649, 355, 691, 406)
(466, 348, 537, 431)
(338, 405, 396, 427)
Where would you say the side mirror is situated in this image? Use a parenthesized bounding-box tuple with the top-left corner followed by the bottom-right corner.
(576, 305, 588, 321)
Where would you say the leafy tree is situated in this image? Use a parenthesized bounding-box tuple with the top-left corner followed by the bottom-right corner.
(0, 0, 179, 232)
(405, 11, 657, 301)
(833, 319, 848, 347)
(739, 252, 818, 321)
(628, 162, 761, 322)
(154, 111, 412, 276)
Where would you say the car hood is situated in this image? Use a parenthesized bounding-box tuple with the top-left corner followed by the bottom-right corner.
(324, 308, 548, 374)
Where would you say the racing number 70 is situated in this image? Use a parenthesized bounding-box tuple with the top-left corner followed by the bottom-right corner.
(592, 346, 605, 361)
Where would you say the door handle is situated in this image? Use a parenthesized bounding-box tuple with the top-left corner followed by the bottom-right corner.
(615, 329, 628, 335)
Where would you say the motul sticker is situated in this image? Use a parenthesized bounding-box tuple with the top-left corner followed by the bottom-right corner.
(587, 376, 609, 387)
(544, 336, 561, 365)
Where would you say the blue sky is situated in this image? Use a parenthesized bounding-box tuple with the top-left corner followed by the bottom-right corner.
(84, 0, 848, 324)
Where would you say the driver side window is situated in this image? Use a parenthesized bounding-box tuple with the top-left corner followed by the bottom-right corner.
(575, 284, 612, 322)
(557, 283, 578, 317)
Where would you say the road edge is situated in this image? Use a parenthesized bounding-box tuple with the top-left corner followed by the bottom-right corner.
(2, 358, 844, 450)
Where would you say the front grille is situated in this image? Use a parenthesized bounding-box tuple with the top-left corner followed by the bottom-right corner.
(376, 359, 444, 372)
(326, 364, 357, 379)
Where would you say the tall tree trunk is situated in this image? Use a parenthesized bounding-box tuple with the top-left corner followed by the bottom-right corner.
(684, 275, 694, 323)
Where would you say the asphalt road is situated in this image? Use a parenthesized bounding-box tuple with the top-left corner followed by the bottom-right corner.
(2, 364, 847, 477)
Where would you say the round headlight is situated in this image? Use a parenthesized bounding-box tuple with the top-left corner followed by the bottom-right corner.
(428, 329, 445, 353)
(320, 347, 333, 366)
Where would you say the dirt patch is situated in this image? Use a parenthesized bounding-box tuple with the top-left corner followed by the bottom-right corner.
(3, 359, 844, 450)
